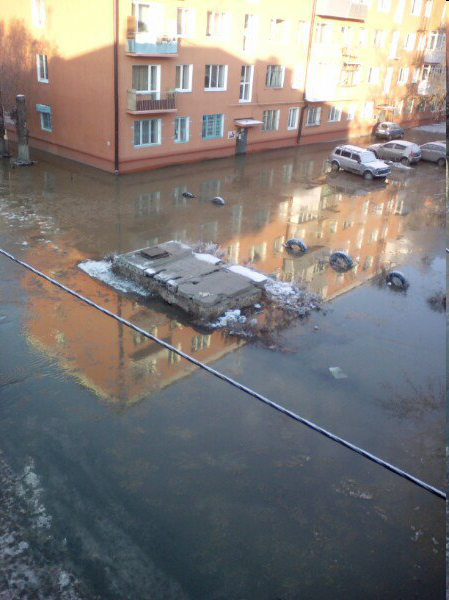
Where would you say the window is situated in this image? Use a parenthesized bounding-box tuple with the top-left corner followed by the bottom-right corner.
(424, 0, 433, 16)
(389, 30, 399, 58)
(291, 64, 305, 89)
(417, 33, 426, 51)
(243, 14, 257, 52)
(397, 67, 409, 84)
(394, 100, 403, 115)
(328, 105, 342, 122)
(40, 112, 52, 131)
(206, 11, 230, 38)
(412, 67, 420, 83)
(134, 119, 161, 146)
(262, 110, 280, 131)
(297, 20, 309, 44)
(306, 107, 321, 127)
(31, 0, 45, 27)
(403, 33, 416, 50)
(204, 65, 227, 90)
(394, 0, 406, 21)
(132, 2, 162, 35)
(269, 18, 289, 44)
(202, 114, 223, 139)
(340, 65, 362, 86)
(341, 26, 353, 46)
(383, 66, 393, 93)
(373, 30, 386, 48)
(346, 104, 357, 120)
(175, 64, 192, 92)
(417, 99, 426, 112)
(36, 54, 48, 82)
(265, 65, 284, 88)
(239, 65, 253, 102)
(367, 66, 380, 84)
(174, 117, 189, 143)
(410, 0, 422, 16)
(315, 23, 332, 44)
(405, 99, 414, 114)
(358, 28, 368, 46)
(361, 101, 374, 118)
(377, 0, 391, 11)
(132, 64, 160, 96)
(287, 107, 299, 130)
(177, 7, 195, 37)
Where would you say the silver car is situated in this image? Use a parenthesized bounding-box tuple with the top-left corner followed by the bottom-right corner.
(329, 144, 391, 180)
(368, 140, 421, 166)
(419, 141, 446, 166)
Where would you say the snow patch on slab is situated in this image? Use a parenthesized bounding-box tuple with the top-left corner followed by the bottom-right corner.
(413, 122, 446, 134)
(228, 264, 268, 283)
(211, 309, 247, 328)
(78, 260, 150, 296)
(193, 252, 221, 265)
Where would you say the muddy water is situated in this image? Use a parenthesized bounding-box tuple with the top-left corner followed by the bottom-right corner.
(0, 129, 445, 599)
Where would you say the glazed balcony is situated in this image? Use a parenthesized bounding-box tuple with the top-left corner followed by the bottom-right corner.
(127, 90, 177, 114)
(126, 38, 178, 57)
(423, 49, 445, 64)
(315, 0, 368, 21)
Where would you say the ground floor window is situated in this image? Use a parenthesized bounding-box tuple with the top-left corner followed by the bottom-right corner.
(134, 119, 161, 147)
(328, 105, 342, 122)
(202, 114, 223, 139)
(262, 109, 280, 131)
(36, 104, 52, 131)
(306, 106, 321, 127)
(346, 104, 356, 120)
(287, 107, 299, 130)
(174, 116, 189, 143)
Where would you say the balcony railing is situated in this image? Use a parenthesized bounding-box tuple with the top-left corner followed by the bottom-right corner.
(126, 37, 178, 56)
(316, 0, 368, 21)
(127, 90, 177, 114)
(423, 49, 445, 64)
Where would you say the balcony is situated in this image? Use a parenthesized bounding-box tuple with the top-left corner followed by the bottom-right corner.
(126, 38, 178, 56)
(315, 0, 368, 21)
(127, 90, 177, 114)
(423, 49, 445, 64)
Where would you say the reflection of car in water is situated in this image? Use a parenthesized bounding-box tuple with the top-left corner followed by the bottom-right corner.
(326, 171, 388, 197)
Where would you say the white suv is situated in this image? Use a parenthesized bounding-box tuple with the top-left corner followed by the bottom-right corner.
(329, 145, 391, 180)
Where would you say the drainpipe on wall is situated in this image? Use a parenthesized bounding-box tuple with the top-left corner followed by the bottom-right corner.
(297, 0, 318, 145)
(113, 0, 119, 175)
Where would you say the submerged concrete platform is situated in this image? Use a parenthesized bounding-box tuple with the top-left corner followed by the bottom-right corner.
(112, 241, 265, 319)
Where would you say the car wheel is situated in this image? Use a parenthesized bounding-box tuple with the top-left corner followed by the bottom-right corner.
(400, 157, 410, 166)
(331, 161, 340, 172)
(437, 157, 446, 167)
(363, 171, 374, 181)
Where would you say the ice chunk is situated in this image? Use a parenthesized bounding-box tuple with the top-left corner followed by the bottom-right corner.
(228, 264, 267, 283)
(193, 252, 221, 265)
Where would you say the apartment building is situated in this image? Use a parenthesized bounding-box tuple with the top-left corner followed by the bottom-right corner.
(1, 0, 446, 173)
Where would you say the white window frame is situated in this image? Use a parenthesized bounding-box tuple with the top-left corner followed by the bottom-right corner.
(204, 64, 227, 91)
(328, 105, 343, 122)
(367, 66, 380, 84)
(206, 11, 230, 38)
(362, 101, 374, 119)
(133, 118, 161, 147)
(297, 20, 309, 44)
(132, 64, 160, 98)
(287, 107, 299, 130)
(377, 0, 391, 12)
(405, 99, 414, 114)
(243, 14, 258, 52)
(265, 65, 285, 89)
(341, 26, 353, 47)
(262, 109, 280, 132)
(358, 28, 368, 46)
(39, 111, 52, 131)
(175, 64, 192, 92)
(36, 54, 48, 83)
(346, 104, 357, 121)
(31, 0, 45, 27)
(176, 7, 195, 38)
(373, 29, 386, 48)
(269, 18, 289, 44)
(315, 23, 332, 44)
(397, 67, 409, 84)
(174, 116, 189, 143)
(403, 32, 416, 50)
(411, 67, 420, 83)
(239, 65, 254, 102)
(306, 106, 321, 127)
(417, 33, 426, 51)
(410, 0, 422, 16)
(389, 30, 400, 58)
(291, 64, 304, 89)
(424, 0, 433, 17)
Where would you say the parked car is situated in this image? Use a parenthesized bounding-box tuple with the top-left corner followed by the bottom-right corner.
(419, 141, 446, 166)
(373, 122, 405, 140)
(329, 145, 391, 180)
(367, 140, 421, 165)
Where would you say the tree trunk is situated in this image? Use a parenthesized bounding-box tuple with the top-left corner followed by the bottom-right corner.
(15, 94, 31, 164)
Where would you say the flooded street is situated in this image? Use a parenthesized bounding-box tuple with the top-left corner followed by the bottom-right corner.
(0, 129, 445, 599)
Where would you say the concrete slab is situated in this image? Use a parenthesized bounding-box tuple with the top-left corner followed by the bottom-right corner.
(112, 241, 263, 319)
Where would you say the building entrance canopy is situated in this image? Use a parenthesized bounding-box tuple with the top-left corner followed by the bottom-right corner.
(234, 119, 263, 127)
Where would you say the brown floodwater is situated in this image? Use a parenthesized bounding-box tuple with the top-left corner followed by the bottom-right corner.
(0, 128, 446, 599)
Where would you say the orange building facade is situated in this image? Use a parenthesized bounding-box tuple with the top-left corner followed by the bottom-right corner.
(0, 0, 446, 173)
